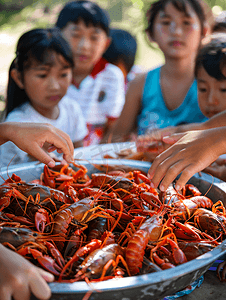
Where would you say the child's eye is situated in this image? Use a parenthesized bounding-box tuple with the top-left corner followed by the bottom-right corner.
(61, 73, 69, 78)
(91, 35, 99, 41)
(183, 21, 191, 26)
(220, 88, 226, 92)
(198, 88, 207, 93)
(162, 21, 170, 26)
(37, 74, 47, 78)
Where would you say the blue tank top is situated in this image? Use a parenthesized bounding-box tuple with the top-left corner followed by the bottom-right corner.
(137, 67, 207, 135)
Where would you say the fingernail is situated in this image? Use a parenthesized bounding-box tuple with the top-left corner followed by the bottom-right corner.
(150, 182, 155, 188)
(61, 159, 67, 165)
(175, 184, 180, 191)
(160, 184, 165, 191)
(48, 161, 55, 168)
(43, 272, 55, 282)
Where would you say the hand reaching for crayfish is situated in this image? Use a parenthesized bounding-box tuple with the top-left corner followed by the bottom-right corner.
(0, 122, 74, 167)
(148, 128, 226, 191)
(0, 244, 54, 300)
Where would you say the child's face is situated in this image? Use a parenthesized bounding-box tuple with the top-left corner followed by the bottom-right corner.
(197, 65, 226, 118)
(151, 2, 203, 59)
(21, 53, 72, 115)
(62, 20, 111, 73)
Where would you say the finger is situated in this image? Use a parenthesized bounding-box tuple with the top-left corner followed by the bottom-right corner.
(29, 272, 52, 300)
(148, 155, 174, 189)
(12, 284, 30, 300)
(53, 129, 74, 156)
(0, 288, 12, 300)
(173, 165, 202, 191)
(148, 147, 175, 180)
(215, 158, 226, 165)
(162, 133, 185, 144)
(43, 133, 74, 163)
(25, 144, 56, 168)
(154, 159, 186, 191)
(47, 145, 57, 153)
(36, 267, 55, 282)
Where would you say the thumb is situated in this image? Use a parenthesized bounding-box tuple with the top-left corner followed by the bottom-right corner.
(162, 133, 186, 144)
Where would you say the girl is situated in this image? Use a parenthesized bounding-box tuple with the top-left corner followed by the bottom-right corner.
(148, 32, 226, 186)
(1, 28, 88, 166)
(107, 0, 213, 142)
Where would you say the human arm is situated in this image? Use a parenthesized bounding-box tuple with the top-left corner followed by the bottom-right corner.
(0, 122, 74, 167)
(0, 244, 54, 300)
(103, 73, 146, 143)
(148, 127, 226, 191)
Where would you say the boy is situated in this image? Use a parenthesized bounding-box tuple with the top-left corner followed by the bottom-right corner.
(56, 0, 125, 146)
(103, 28, 141, 90)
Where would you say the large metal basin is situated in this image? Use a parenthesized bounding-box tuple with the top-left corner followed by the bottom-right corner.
(0, 159, 226, 300)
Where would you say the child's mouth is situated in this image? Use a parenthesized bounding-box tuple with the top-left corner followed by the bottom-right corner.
(78, 55, 88, 61)
(171, 41, 183, 47)
(49, 95, 60, 101)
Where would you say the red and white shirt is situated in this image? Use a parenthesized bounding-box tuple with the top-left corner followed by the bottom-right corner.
(66, 58, 125, 146)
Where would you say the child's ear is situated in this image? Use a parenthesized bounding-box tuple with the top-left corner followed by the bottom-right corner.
(10, 68, 24, 89)
(104, 37, 112, 52)
(202, 23, 210, 39)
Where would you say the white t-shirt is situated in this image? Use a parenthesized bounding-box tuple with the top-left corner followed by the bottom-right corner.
(66, 61, 125, 145)
(0, 96, 88, 167)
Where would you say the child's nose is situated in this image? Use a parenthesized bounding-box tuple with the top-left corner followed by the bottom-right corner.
(78, 37, 90, 50)
(208, 92, 219, 106)
(49, 77, 60, 90)
(171, 22, 183, 36)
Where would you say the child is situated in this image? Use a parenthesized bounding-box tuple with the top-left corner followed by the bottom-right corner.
(56, 0, 125, 146)
(107, 0, 213, 142)
(102, 28, 141, 90)
(0, 121, 75, 300)
(140, 33, 226, 180)
(1, 27, 88, 166)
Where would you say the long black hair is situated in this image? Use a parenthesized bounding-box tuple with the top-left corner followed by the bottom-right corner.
(145, 0, 213, 38)
(6, 27, 74, 117)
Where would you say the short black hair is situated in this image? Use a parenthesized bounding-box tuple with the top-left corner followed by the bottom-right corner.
(103, 28, 137, 74)
(195, 33, 226, 80)
(56, 0, 110, 36)
(145, 0, 212, 38)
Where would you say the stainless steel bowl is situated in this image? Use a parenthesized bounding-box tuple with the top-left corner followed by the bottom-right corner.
(1, 160, 226, 300)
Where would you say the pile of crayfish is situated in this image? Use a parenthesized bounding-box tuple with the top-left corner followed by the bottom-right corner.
(0, 162, 226, 283)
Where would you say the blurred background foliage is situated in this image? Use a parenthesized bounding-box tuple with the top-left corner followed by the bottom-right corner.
(0, 0, 225, 103)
